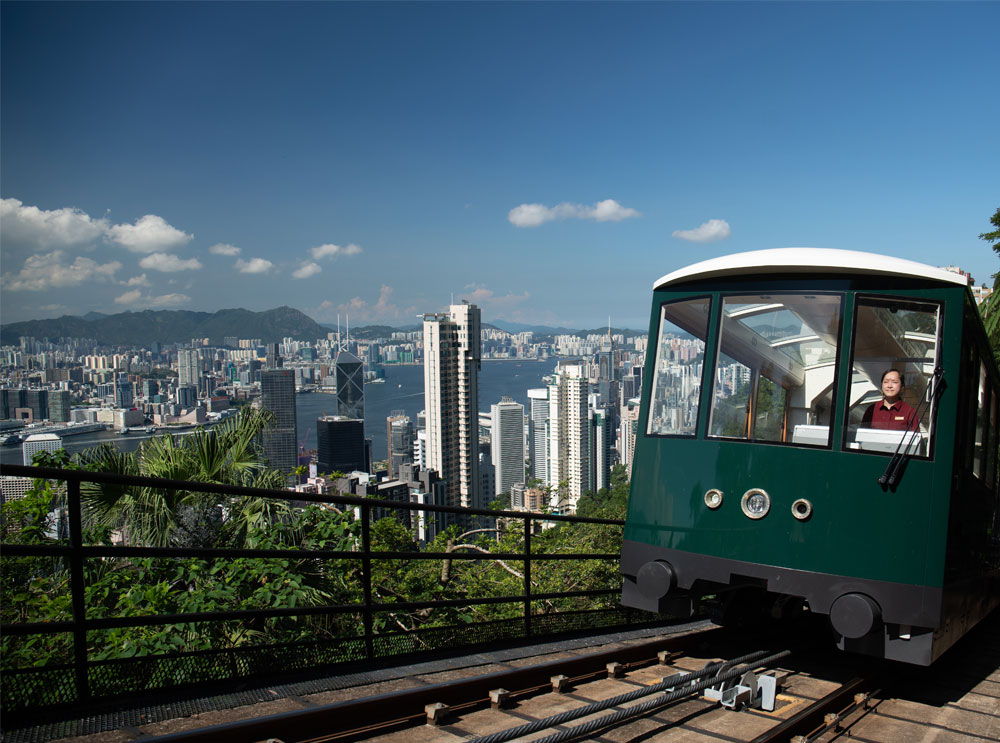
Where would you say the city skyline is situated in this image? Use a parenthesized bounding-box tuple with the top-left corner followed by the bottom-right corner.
(2, 2, 998, 329)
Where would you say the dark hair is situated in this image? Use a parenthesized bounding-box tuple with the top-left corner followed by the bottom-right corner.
(881, 369, 904, 386)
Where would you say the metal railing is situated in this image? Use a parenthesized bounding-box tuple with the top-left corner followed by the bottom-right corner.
(1, 463, 630, 713)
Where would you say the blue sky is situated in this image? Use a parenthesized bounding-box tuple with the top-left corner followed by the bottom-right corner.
(2, 1, 998, 330)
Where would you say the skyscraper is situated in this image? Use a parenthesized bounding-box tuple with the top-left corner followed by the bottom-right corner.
(423, 302, 481, 510)
(260, 369, 297, 479)
(316, 415, 366, 475)
(491, 396, 525, 498)
(386, 413, 414, 480)
(547, 361, 591, 512)
(335, 350, 365, 420)
(527, 387, 549, 483)
(177, 348, 200, 391)
(590, 404, 613, 493)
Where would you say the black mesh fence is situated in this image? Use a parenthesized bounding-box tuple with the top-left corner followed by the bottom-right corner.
(1, 606, 657, 717)
(1, 464, 633, 720)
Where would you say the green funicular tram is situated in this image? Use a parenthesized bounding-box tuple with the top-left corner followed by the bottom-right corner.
(621, 248, 1000, 665)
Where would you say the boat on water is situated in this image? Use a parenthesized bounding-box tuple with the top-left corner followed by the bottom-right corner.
(0, 434, 22, 446)
(368, 378, 386, 384)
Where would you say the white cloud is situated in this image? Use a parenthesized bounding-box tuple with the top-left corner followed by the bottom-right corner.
(115, 289, 144, 305)
(115, 290, 190, 307)
(209, 243, 241, 256)
(460, 284, 531, 312)
(108, 214, 193, 253)
(672, 219, 731, 243)
(0, 198, 108, 249)
(147, 293, 190, 307)
(139, 252, 203, 272)
(508, 199, 641, 227)
(235, 257, 274, 274)
(2, 250, 122, 291)
(292, 262, 322, 279)
(124, 274, 151, 287)
(310, 242, 362, 260)
(313, 285, 405, 324)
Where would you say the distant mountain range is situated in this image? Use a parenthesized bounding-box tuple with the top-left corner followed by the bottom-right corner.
(2, 308, 647, 347)
(1, 307, 328, 346)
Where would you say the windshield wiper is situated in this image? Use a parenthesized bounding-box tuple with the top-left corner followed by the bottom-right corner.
(878, 366, 944, 489)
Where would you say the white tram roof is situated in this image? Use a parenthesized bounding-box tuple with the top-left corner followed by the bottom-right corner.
(654, 248, 968, 290)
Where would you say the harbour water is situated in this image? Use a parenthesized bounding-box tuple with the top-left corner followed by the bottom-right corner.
(2, 360, 560, 467)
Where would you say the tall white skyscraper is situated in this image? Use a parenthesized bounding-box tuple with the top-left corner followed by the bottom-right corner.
(491, 396, 525, 498)
(423, 302, 481, 510)
(527, 387, 549, 484)
(547, 361, 591, 512)
(590, 404, 613, 493)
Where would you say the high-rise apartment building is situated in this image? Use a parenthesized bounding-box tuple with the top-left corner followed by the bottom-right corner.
(260, 369, 297, 479)
(590, 404, 613, 493)
(423, 302, 481, 511)
(547, 361, 591, 512)
(527, 387, 549, 484)
(177, 348, 200, 391)
(386, 413, 414, 480)
(335, 350, 365, 420)
(490, 396, 525, 497)
(619, 398, 641, 477)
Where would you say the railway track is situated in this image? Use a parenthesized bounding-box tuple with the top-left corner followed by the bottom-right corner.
(140, 624, 882, 743)
(15, 611, 998, 742)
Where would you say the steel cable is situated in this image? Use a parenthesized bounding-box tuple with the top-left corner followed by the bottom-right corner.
(468, 649, 786, 743)
(528, 649, 791, 743)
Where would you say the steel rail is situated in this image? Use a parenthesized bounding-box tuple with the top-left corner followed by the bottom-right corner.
(747, 676, 876, 743)
(468, 649, 785, 743)
(138, 629, 719, 743)
(526, 650, 792, 743)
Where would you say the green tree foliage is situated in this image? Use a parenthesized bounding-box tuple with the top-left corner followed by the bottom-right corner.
(979, 207, 1000, 361)
(2, 419, 632, 686)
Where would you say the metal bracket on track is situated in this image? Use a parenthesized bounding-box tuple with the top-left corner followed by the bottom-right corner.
(669, 661, 779, 711)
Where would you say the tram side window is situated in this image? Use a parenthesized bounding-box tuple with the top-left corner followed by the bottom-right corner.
(973, 362, 990, 480)
(844, 297, 940, 457)
(708, 294, 842, 446)
(646, 297, 710, 436)
(986, 389, 999, 489)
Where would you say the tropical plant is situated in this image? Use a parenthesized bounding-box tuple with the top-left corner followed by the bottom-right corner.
(76, 407, 289, 547)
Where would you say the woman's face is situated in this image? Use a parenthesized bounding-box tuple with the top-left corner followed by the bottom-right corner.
(882, 372, 902, 401)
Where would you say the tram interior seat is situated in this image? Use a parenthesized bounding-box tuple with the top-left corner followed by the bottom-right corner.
(791, 424, 830, 446)
(851, 427, 926, 455)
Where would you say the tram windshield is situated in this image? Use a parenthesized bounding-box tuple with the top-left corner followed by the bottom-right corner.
(844, 297, 940, 457)
(708, 293, 842, 446)
(646, 297, 710, 436)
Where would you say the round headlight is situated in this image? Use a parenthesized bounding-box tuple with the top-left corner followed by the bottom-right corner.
(741, 488, 771, 519)
(791, 498, 813, 521)
(704, 489, 724, 509)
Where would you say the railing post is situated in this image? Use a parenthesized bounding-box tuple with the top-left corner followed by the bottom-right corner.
(361, 502, 374, 662)
(523, 514, 532, 639)
(67, 477, 90, 702)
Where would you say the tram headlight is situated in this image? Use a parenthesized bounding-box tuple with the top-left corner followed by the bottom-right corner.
(741, 488, 771, 519)
(704, 489, 724, 509)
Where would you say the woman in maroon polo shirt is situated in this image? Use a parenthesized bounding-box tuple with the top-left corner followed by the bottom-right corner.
(861, 369, 919, 430)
